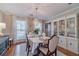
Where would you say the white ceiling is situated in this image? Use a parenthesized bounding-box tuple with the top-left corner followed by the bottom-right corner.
(0, 3, 79, 20)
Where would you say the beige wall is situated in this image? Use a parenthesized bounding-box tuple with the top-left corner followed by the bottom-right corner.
(0, 12, 2, 22)
(3, 14, 13, 38)
(0, 11, 13, 38)
(27, 16, 34, 33)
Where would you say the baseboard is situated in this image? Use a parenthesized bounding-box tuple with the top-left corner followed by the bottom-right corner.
(58, 46, 79, 56)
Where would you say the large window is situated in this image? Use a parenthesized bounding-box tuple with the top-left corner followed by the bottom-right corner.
(16, 20, 26, 39)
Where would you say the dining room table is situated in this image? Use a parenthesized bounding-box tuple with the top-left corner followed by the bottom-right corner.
(28, 36, 50, 55)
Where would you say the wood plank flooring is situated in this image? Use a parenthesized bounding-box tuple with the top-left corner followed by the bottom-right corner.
(5, 42, 79, 56)
(6, 45, 16, 56)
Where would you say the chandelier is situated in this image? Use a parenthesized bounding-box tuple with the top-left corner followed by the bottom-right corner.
(35, 7, 38, 19)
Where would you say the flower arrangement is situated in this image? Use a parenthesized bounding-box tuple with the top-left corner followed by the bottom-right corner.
(33, 28, 39, 34)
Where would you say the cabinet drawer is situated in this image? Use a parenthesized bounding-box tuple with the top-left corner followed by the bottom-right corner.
(58, 37, 66, 49)
(66, 38, 78, 54)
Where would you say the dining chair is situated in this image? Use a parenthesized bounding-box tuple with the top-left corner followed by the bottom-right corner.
(39, 33, 48, 48)
(38, 35, 59, 56)
(26, 34, 30, 56)
(40, 39, 48, 48)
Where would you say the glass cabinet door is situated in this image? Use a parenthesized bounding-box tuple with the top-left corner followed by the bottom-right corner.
(59, 20, 65, 36)
(54, 21, 58, 35)
(66, 17, 75, 37)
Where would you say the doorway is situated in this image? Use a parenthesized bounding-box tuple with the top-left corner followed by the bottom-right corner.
(45, 22, 51, 36)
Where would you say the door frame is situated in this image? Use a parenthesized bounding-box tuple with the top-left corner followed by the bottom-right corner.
(45, 22, 51, 36)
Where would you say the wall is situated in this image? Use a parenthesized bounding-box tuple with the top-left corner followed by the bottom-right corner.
(0, 11, 3, 22)
(27, 16, 34, 33)
(2, 13, 13, 38)
(0, 11, 13, 38)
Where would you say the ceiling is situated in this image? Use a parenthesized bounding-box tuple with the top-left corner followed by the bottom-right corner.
(0, 3, 79, 20)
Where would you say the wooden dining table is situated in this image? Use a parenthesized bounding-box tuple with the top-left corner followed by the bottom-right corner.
(28, 36, 50, 54)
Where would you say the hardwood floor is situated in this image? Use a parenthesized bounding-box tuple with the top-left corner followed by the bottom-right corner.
(14, 43, 28, 56)
(5, 42, 79, 56)
(6, 44, 16, 56)
(6, 40, 26, 56)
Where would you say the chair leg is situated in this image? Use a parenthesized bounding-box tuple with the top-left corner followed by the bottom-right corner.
(55, 49, 57, 56)
(37, 49, 41, 55)
(27, 48, 29, 56)
(26, 47, 27, 51)
(33, 48, 40, 56)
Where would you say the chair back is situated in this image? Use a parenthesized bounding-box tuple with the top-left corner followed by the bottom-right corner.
(48, 35, 59, 52)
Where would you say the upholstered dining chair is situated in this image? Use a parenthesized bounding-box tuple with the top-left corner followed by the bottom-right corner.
(38, 35, 59, 56)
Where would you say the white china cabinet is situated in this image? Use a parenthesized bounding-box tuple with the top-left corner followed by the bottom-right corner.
(53, 14, 79, 55)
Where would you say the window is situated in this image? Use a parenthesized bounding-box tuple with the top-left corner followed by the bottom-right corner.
(16, 20, 26, 39)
